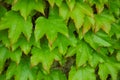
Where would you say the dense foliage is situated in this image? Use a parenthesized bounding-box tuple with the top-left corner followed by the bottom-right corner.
(0, 0, 120, 80)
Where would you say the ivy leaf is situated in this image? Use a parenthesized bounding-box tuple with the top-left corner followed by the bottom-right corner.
(59, 2, 69, 20)
(52, 22, 77, 55)
(55, 0, 63, 7)
(31, 47, 55, 73)
(11, 34, 40, 54)
(93, 31, 112, 47)
(98, 62, 119, 80)
(0, 45, 9, 73)
(6, 62, 17, 80)
(15, 58, 36, 80)
(116, 51, 120, 61)
(94, 13, 115, 33)
(35, 16, 68, 45)
(88, 52, 104, 68)
(69, 66, 96, 80)
(66, 0, 76, 11)
(51, 34, 71, 55)
(0, 30, 10, 48)
(50, 70, 67, 80)
(48, 0, 55, 7)
(12, 0, 45, 19)
(37, 70, 67, 80)
(0, 6, 7, 19)
(9, 48, 22, 64)
(82, 16, 95, 35)
(78, 2, 93, 17)
(70, 3, 84, 31)
(76, 40, 92, 67)
(84, 31, 111, 50)
(0, 11, 32, 44)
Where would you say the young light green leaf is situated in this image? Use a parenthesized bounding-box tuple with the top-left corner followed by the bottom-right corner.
(12, 0, 45, 19)
(35, 16, 68, 45)
(0, 11, 32, 44)
(69, 66, 96, 80)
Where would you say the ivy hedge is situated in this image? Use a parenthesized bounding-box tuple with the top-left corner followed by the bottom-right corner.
(0, 0, 120, 80)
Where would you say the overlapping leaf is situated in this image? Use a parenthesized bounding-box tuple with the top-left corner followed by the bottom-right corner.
(69, 66, 96, 80)
(12, 0, 45, 19)
(0, 11, 32, 44)
(35, 16, 68, 45)
(0, 45, 9, 73)
(66, 40, 92, 67)
(98, 62, 120, 80)
(84, 31, 112, 50)
(94, 13, 115, 33)
(31, 46, 56, 73)
(37, 70, 67, 80)
(6, 59, 37, 80)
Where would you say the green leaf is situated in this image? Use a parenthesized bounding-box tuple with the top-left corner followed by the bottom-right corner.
(15, 58, 37, 80)
(98, 62, 119, 80)
(84, 31, 99, 50)
(116, 51, 120, 61)
(93, 31, 112, 47)
(31, 47, 55, 73)
(48, 0, 55, 7)
(84, 31, 111, 50)
(0, 11, 32, 44)
(76, 40, 92, 67)
(0, 30, 10, 48)
(0, 45, 9, 73)
(94, 13, 115, 33)
(35, 16, 68, 45)
(10, 48, 22, 64)
(55, 0, 63, 7)
(82, 16, 94, 35)
(51, 34, 71, 55)
(59, 2, 69, 20)
(88, 52, 104, 68)
(6, 62, 17, 80)
(66, 0, 76, 11)
(69, 66, 96, 80)
(0, 6, 7, 19)
(50, 70, 67, 80)
(77, 3, 93, 17)
(12, 0, 45, 19)
(70, 3, 84, 31)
